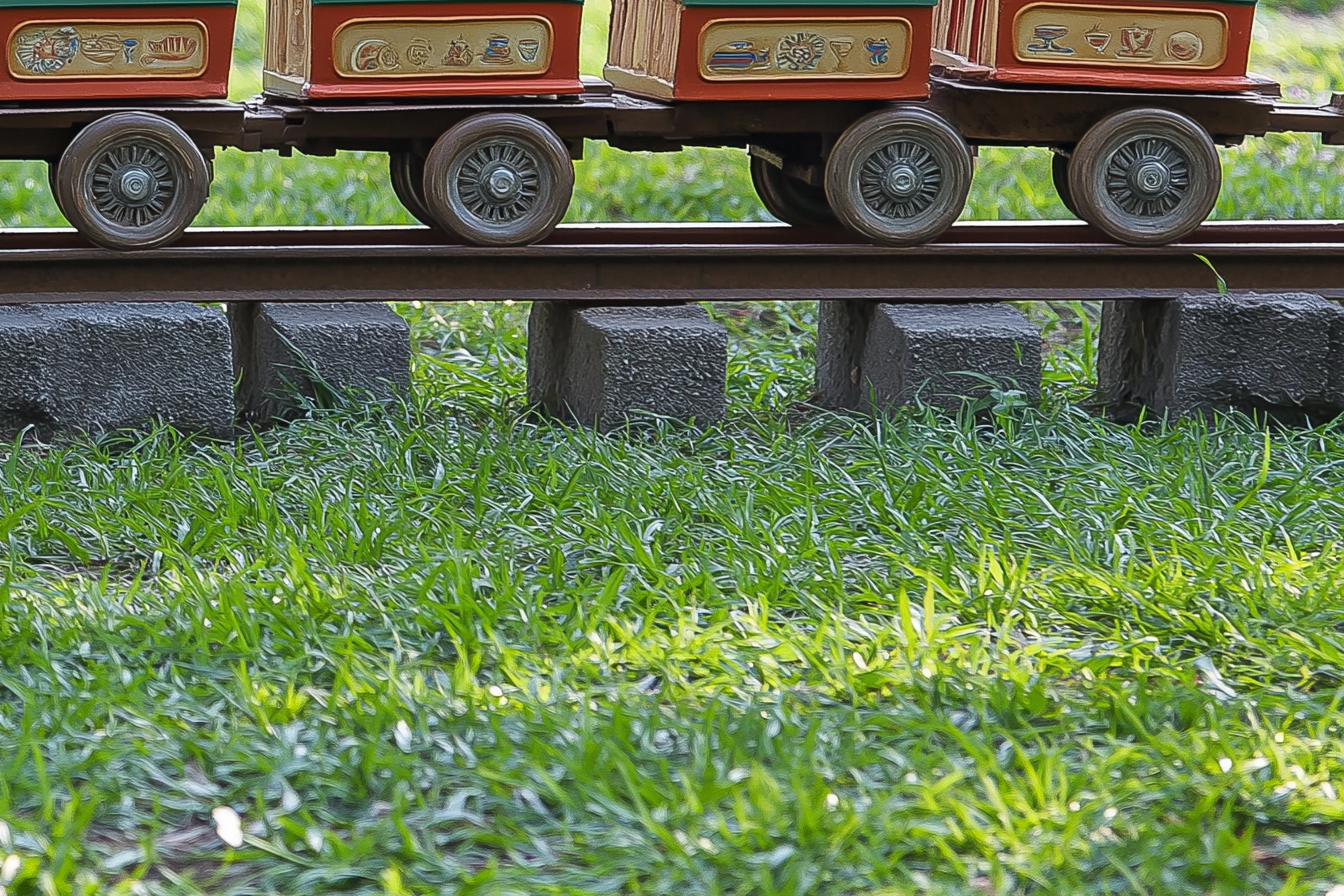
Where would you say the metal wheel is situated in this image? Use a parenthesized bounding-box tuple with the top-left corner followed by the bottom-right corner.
(56, 112, 209, 251)
(1051, 150, 1079, 218)
(389, 151, 436, 228)
(750, 154, 834, 228)
(824, 107, 973, 246)
(1068, 108, 1220, 246)
(423, 113, 573, 247)
(46, 159, 66, 219)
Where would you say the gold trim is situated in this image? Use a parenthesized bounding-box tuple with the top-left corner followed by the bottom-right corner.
(8, 18, 209, 80)
(331, 15, 554, 79)
(697, 17, 912, 82)
(1011, 2, 1228, 71)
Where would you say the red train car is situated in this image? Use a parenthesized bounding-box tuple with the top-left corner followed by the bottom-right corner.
(2, 0, 235, 100)
(605, 0, 937, 102)
(262, 0, 584, 98)
(5, 0, 1327, 253)
(933, 0, 1257, 92)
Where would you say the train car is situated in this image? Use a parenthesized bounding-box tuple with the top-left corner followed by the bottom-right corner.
(261, 0, 584, 98)
(605, 0, 980, 245)
(3, 0, 239, 250)
(931, 0, 1263, 246)
(932, 0, 1257, 92)
(6, 0, 1334, 253)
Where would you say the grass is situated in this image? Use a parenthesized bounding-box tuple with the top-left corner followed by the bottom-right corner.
(4, 6, 1344, 896)
(5, 302, 1344, 895)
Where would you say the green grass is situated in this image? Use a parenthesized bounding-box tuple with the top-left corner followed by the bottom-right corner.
(1, 2, 1343, 227)
(5, 7, 1344, 896)
(5, 303, 1344, 895)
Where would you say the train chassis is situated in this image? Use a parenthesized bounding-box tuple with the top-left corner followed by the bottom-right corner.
(10, 75, 1344, 251)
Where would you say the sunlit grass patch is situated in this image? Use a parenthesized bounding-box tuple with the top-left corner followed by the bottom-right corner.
(3, 299, 1344, 892)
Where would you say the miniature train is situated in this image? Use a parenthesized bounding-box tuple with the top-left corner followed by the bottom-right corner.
(4, 0, 1341, 251)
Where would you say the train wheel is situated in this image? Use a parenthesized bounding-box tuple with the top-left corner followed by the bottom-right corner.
(389, 152, 436, 228)
(824, 108, 972, 246)
(750, 155, 834, 227)
(46, 159, 67, 219)
(423, 113, 573, 247)
(1051, 150, 1079, 218)
(1068, 108, 1220, 246)
(56, 112, 209, 251)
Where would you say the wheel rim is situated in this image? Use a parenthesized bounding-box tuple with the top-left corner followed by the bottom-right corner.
(86, 139, 180, 229)
(859, 141, 943, 220)
(1105, 137, 1190, 218)
(452, 138, 542, 226)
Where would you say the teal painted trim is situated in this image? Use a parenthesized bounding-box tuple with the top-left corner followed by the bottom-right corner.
(0, 0, 236, 7)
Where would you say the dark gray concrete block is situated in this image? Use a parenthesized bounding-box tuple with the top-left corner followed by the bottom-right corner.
(0, 302, 233, 442)
(230, 302, 411, 425)
(815, 301, 1041, 413)
(527, 303, 727, 431)
(1098, 293, 1344, 420)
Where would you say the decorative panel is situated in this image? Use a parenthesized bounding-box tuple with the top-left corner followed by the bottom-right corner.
(1012, 3, 1227, 69)
(697, 16, 910, 79)
(331, 15, 552, 77)
(9, 18, 206, 77)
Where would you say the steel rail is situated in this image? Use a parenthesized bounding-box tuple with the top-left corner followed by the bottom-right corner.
(2, 220, 1344, 305)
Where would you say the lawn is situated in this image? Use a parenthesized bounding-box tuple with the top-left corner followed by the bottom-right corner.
(4, 5, 1344, 896)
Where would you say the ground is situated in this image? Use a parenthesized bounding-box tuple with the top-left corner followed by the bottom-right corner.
(2, 3, 1344, 895)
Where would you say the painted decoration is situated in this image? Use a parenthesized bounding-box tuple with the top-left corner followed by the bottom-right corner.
(8, 20, 206, 78)
(332, 18, 552, 78)
(698, 18, 911, 80)
(1013, 4, 1227, 70)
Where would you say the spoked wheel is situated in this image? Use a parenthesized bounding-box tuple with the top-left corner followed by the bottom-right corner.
(1051, 150, 1079, 218)
(749, 154, 834, 227)
(56, 112, 209, 251)
(389, 151, 436, 228)
(1068, 108, 1221, 246)
(824, 107, 973, 246)
(423, 113, 574, 247)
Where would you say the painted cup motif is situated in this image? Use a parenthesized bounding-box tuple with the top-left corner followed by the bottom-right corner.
(517, 38, 540, 62)
(1085, 26, 1111, 54)
(1026, 24, 1074, 55)
(864, 37, 889, 66)
(481, 35, 511, 63)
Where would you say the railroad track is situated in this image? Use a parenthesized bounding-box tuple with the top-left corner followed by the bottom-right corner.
(3, 220, 1344, 305)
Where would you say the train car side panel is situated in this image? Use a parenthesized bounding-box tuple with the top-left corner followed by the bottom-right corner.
(1, 0, 235, 99)
(935, 0, 1258, 92)
(608, 0, 935, 101)
(266, 0, 584, 98)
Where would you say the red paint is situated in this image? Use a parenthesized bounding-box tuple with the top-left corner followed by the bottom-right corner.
(988, 0, 1257, 92)
(672, 4, 932, 101)
(305, 1, 583, 98)
(0, 5, 233, 100)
